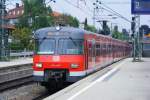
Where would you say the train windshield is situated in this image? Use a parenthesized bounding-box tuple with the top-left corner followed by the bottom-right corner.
(37, 38, 55, 54)
(58, 39, 83, 55)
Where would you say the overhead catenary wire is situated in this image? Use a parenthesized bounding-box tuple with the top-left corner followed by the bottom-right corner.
(87, 0, 131, 23)
(101, 2, 131, 23)
(99, 6, 131, 23)
(88, 0, 130, 5)
(104, 2, 130, 4)
(63, 0, 93, 17)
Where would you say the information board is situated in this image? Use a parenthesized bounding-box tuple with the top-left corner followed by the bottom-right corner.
(132, 0, 150, 14)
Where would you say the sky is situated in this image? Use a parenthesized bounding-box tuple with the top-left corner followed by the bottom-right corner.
(6, 0, 150, 32)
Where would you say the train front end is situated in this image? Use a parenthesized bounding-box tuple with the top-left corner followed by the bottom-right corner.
(32, 27, 85, 86)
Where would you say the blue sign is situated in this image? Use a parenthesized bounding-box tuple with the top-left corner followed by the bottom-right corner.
(132, 0, 150, 14)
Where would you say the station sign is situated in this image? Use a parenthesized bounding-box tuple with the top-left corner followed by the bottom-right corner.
(131, 0, 150, 14)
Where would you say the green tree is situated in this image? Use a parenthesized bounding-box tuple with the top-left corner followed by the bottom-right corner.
(84, 18, 97, 32)
(12, 0, 54, 50)
(16, 16, 29, 28)
(85, 25, 97, 32)
(64, 14, 79, 27)
(20, 0, 54, 29)
(55, 14, 79, 27)
(112, 26, 124, 40)
(11, 27, 33, 50)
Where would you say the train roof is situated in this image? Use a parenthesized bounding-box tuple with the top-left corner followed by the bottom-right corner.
(34, 26, 110, 38)
(35, 26, 86, 34)
(34, 27, 87, 39)
(34, 26, 128, 44)
(34, 27, 89, 39)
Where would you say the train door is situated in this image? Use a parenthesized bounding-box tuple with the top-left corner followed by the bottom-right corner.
(100, 37, 103, 65)
(87, 39, 96, 69)
(84, 40, 88, 70)
(101, 38, 104, 64)
(113, 40, 116, 61)
(91, 39, 96, 66)
(106, 38, 108, 63)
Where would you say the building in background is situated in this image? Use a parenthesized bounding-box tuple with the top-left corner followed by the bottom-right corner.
(5, 3, 24, 25)
(5, 3, 61, 26)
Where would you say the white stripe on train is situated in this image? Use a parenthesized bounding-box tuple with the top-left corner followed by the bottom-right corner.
(33, 60, 115, 77)
(33, 71, 44, 76)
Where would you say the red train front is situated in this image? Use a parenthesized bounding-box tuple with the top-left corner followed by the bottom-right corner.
(32, 26, 131, 89)
(33, 27, 87, 88)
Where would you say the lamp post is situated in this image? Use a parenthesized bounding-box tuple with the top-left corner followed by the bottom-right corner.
(0, 0, 6, 60)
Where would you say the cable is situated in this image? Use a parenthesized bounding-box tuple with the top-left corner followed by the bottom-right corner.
(100, 2, 131, 23)
(88, 0, 131, 23)
(102, 2, 130, 5)
(63, 0, 93, 17)
(89, 0, 130, 5)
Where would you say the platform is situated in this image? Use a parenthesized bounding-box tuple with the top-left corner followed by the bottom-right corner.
(44, 58, 150, 100)
(0, 58, 32, 68)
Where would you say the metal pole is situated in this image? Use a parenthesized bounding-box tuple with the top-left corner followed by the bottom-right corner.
(0, 0, 6, 60)
(132, 15, 142, 62)
(93, 8, 96, 26)
(136, 15, 141, 60)
(132, 16, 136, 61)
(137, 15, 141, 59)
(0, 1, 3, 60)
(133, 32, 136, 60)
(1, 5, 4, 60)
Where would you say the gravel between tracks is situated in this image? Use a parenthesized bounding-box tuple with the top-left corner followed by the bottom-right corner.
(0, 83, 47, 100)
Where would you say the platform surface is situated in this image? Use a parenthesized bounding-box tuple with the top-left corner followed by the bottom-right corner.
(0, 58, 32, 68)
(45, 58, 150, 100)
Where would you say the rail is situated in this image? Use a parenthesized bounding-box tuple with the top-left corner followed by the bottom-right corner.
(0, 63, 33, 91)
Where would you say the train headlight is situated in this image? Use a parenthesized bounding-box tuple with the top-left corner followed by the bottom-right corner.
(71, 64, 79, 68)
(35, 63, 42, 68)
(56, 26, 61, 31)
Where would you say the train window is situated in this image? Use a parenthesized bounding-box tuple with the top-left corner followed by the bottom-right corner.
(88, 43, 92, 57)
(96, 44, 100, 56)
(37, 39, 55, 54)
(104, 44, 106, 55)
(58, 39, 84, 55)
(101, 44, 105, 56)
(101, 44, 104, 56)
(108, 44, 111, 53)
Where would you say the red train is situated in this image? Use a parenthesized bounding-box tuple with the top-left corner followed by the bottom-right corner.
(32, 27, 131, 88)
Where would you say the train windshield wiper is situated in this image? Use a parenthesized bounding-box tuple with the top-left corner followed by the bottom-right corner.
(38, 37, 47, 45)
(69, 37, 77, 47)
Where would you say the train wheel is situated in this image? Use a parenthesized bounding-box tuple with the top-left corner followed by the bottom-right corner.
(44, 79, 64, 92)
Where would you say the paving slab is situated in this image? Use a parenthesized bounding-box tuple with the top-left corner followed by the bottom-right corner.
(44, 58, 150, 100)
(0, 58, 33, 68)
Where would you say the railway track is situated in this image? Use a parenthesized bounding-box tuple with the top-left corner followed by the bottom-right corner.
(0, 63, 33, 91)
(0, 78, 71, 100)
(33, 82, 72, 100)
(0, 60, 124, 100)
(0, 63, 71, 100)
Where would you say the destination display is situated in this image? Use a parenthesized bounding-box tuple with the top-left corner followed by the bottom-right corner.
(132, 0, 150, 14)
